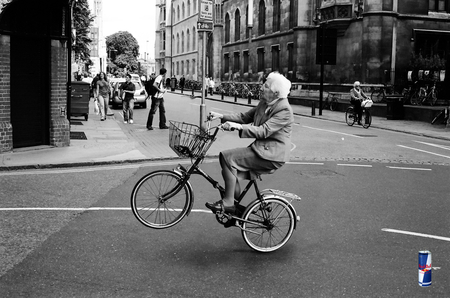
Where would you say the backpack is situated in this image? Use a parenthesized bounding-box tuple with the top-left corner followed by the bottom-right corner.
(149, 76, 162, 97)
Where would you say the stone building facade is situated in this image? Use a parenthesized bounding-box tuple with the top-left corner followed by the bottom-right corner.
(0, 0, 71, 153)
(154, 0, 450, 88)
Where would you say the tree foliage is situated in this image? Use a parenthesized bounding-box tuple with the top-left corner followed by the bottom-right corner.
(73, 0, 94, 63)
(106, 31, 140, 74)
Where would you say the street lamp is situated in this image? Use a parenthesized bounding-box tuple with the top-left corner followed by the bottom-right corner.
(315, 7, 325, 116)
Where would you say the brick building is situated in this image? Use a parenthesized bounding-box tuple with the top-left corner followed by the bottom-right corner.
(0, 0, 71, 153)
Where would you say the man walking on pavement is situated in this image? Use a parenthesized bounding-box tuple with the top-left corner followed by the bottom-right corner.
(120, 73, 136, 124)
(146, 68, 169, 130)
(179, 75, 185, 94)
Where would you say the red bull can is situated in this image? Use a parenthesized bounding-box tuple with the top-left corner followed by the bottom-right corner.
(418, 250, 432, 287)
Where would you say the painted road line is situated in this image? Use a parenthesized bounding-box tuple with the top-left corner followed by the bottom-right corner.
(414, 141, 450, 151)
(0, 207, 212, 213)
(397, 145, 450, 159)
(337, 164, 372, 167)
(288, 162, 324, 165)
(302, 126, 364, 138)
(382, 228, 450, 242)
(386, 166, 432, 171)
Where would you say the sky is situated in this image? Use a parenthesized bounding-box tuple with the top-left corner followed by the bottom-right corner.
(102, 0, 156, 60)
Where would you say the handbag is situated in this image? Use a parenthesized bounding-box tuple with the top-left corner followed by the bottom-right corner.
(361, 99, 373, 108)
(93, 99, 99, 115)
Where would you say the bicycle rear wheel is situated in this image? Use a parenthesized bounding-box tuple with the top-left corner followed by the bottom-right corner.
(131, 170, 192, 229)
(345, 107, 356, 126)
(330, 98, 338, 111)
(371, 89, 384, 103)
(410, 91, 421, 105)
(430, 90, 438, 106)
(241, 197, 295, 253)
(361, 110, 372, 129)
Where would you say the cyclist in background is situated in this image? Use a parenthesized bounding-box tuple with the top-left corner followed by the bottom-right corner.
(206, 72, 294, 214)
(350, 81, 369, 125)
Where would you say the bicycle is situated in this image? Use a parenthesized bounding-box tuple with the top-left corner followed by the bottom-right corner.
(410, 82, 438, 106)
(130, 120, 301, 253)
(323, 92, 339, 111)
(371, 84, 400, 103)
(345, 99, 373, 129)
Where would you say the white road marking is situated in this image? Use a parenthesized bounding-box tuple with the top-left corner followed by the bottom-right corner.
(287, 162, 324, 165)
(414, 141, 450, 151)
(382, 228, 450, 242)
(397, 145, 450, 159)
(0, 207, 212, 213)
(302, 126, 364, 138)
(386, 166, 432, 171)
(337, 164, 372, 167)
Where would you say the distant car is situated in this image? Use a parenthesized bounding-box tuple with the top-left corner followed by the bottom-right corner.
(110, 79, 148, 109)
(130, 74, 142, 84)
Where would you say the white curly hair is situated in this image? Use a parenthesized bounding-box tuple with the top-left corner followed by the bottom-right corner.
(266, 72, 292, 99)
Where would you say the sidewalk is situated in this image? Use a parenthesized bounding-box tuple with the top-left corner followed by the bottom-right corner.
(0, 91, 448, 171)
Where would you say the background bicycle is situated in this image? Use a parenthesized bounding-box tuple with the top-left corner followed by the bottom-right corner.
(410, 81, 438, 106)
(323, 92, 339, 111)
(370, 84, 401, 103)
(130, 120, 301, 253)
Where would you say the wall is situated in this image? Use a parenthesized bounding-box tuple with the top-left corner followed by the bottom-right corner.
(0, 34, 12, 152)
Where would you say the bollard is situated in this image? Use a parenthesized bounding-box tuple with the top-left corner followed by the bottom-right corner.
(221, 92, 224, 100)
(248, 93, 251, 105)
(191, 87, 194, 97)
(234, 93, 237, 103)
(311, 100, 315, 116)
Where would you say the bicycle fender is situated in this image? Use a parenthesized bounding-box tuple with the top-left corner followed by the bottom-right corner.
(172, 169, 195, 216)
(260, 190, 301, 230)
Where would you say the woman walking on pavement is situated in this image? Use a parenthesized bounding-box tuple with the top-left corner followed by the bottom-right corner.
(95, 72, 113, 121)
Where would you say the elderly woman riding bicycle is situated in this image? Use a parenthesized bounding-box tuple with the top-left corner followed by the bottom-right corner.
(206, 72, 294, 214)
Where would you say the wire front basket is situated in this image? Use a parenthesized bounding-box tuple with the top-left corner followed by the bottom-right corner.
(169, 120, 216, 158)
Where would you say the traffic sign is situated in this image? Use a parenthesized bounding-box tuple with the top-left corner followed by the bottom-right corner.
(199, 0, 213, 21)
(197, 21, 213, 31)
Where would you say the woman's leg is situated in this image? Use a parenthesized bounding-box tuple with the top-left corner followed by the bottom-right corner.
(219, 155, 238, 206)
(98, 95, 106, 119)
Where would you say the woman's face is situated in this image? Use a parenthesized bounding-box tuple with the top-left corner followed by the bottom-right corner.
(99, 73, 105, 79)
(261, 81, 277, 103)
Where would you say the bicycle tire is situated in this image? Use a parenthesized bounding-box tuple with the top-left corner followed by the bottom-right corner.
(410, 91, 421, 105)
(241, 197, 295, 253)
(371, 89, 384, 103)
(362, 110, 372, 129)
(131, 170, 192, 229)
(430, 90, 438, 106)
(330, 97, 338, 111)
(345, 107, 356, 126)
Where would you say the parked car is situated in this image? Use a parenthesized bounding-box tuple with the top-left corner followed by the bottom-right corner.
(109, 79, 148, 109)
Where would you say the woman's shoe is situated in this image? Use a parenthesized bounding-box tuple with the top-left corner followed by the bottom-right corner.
(205, 200, 236, 214)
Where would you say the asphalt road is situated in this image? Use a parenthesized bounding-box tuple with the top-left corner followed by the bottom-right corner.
(1, 94, 450, 297)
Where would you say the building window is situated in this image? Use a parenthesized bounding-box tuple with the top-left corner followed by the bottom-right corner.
(182, 31, 185, 53)
(193, 27, 196, 49)
(245, 5, 249, 39)
(193, 0, 196, 12)
(273, 0, 280, 32)
(162, 32, 166, 50)
(187, 60, 190, 75)
(187, 29, 190, 51)
(234, 52, 240, 73)
(181, 61, 184, 75)
(258, 0, 265, 36)
(289, 1, 296, 29)
(177, 5, 180, 22)
(271, 45, 280, 71)
(287, 43, 294, 71)
(429, 0, 449, 12)
(224, 53, 230, 73)
(235, 9, 241, 42)
(187, 0, 191, 16)
(182, 2, 185, 19)
(177, 33, 180, 53)
(243, 50, 249, 73)
(225, 13, 231, 43)
(176, 62, 179, 75)
(257, 48, 265, 72)
(192, 59, 196, 74)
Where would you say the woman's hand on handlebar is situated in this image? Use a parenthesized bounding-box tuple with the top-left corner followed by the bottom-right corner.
(222, 121, 242, 131)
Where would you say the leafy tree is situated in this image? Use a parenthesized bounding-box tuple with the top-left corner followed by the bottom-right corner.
(106, 31, 140, 74)
(73, 0, 94, 63)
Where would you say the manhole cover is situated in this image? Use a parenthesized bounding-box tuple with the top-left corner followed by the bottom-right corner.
(70, 131, 87, 140)
(354, 135, 377, 137)
(70, 121, 83, 125)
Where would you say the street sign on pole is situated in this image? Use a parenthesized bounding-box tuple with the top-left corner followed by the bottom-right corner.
(199, 0, 213, 21)
(197, 21, 213, 31)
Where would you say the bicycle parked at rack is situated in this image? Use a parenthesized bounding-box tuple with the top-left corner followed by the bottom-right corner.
(345, 99, 373, 129)
(431, 106, 450, 125)
(370, 84, 400, 103)
(323, 92, 339, 111)
(130, 119, 301, 253)
(410, 81, 438, 106)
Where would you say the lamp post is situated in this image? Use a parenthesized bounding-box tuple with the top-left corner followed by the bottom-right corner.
(315, 8, 325, 116)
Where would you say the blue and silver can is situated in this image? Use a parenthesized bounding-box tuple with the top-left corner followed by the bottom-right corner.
(418, 250, 432, 287)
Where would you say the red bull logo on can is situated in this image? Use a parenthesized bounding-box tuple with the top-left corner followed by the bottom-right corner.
(418, 250, 432, 287)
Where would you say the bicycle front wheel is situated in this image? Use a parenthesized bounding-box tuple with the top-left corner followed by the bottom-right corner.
(131, 170, 192, 229)
(362, 110, 372, 129)
(430, 90, 438, 106)
(241, 197, 295, 253)
(345, 107, 355, 126)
